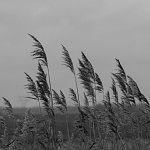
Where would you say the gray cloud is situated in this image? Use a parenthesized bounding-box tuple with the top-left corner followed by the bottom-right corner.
(0, 0, 150, 106)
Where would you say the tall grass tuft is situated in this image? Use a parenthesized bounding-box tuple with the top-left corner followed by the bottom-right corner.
(62, 45, 80, 107)
(1, 36, 150, 150)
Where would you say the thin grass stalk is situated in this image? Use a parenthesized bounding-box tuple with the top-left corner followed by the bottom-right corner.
(84, 93, 92, 139)
(34, 93, 42, 115)
(61, 90, 70, 141)
(33, 87, 42, 115)
(93, 84, 99, 140)
(47, 65, 57, 150)
(65, 112, 70, 141)
(38, 97, 42, 115)
(74, 72, 80, 107)
(47, 66, 53, 110)
(61, 92, 70, 141)
(89, 82, 97, 140)
(101, 90, 107, 148)
(87, 80, 96, 140)
(91, 77, 102, 140)
(32, 93, 42, 115)
(93, 79, 102, 139)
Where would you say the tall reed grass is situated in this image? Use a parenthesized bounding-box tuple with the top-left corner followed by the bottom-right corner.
(0, 35, 150, 150)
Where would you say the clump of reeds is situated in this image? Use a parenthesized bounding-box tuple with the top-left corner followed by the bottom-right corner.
(1, 35, 150, 150)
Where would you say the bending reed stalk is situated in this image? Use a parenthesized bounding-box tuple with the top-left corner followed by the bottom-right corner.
(47, 66, 57, 150)
(65, 112, 70, 141)
(74, 72, 80, 107)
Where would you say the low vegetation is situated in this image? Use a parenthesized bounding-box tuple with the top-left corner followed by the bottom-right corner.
(0, 35, 150, 150)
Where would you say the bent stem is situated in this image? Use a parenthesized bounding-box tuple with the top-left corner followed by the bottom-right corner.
(74, 72, 80, 107)
(65, 112, 70, 141)
(47, 66, 57, 150)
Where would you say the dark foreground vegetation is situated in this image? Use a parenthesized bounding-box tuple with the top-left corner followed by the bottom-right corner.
(1, 35, 150, 150)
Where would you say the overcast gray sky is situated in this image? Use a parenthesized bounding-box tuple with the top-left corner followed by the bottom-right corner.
(0, 0, 150, 107)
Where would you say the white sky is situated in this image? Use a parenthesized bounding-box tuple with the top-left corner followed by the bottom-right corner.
(0, 0, 150, 107)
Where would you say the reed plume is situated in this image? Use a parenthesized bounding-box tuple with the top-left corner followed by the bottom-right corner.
(2, 97, 14, 118)
(29, 34, 56, 149)
(25, 73, 42, 114)
(62, 45, 80, 107)
(52, 90, 70, 140)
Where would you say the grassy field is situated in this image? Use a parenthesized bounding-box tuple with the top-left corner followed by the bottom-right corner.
(1, 105, 150, 150)
(1, 35, 150, 150)
(0, 109, 77, 140)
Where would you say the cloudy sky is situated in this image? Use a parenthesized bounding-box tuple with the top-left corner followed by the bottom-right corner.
(0, 0, 150, 107)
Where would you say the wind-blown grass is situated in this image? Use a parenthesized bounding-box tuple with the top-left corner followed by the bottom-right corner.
(1, 35, 150, 150)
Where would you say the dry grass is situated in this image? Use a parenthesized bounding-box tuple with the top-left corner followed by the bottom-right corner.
(0, 35, 150, 150)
